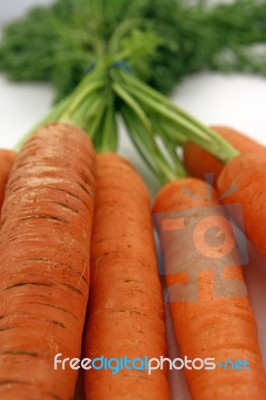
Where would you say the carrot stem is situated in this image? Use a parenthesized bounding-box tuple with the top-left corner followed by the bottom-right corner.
(14, 56, 239, 168)
(114, 69, 239, 162)
(121, 104, 185, 183)
(119, 77, 238, 162)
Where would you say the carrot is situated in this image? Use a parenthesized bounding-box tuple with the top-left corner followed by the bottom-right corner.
(0, 122, 96, 400)
(154, 178, 266, 400)
(0, 149, 16, 210)
(119, 102, 266, 398)
(217, 152, 266, 262)
(84, 153, 169, 400)
(183, 126, 265, 184)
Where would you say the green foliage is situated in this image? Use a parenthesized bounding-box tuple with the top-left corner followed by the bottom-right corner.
(1, 0, 266, 101)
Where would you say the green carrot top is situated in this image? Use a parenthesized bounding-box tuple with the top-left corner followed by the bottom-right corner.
(2, 0, 266, 101)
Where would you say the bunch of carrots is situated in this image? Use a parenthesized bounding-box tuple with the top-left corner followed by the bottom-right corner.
(0, 60, 266, 400)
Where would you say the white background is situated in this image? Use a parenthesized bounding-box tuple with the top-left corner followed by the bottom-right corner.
(1, 2, 266, 400)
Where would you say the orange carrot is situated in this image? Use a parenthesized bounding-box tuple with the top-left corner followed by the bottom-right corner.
(0, 149, 16, 210)
(0, 122, 96, 400)
(84, 153, 169, 400)
(183, 126, 265, 184)
(217, 152, 266, 263)
(119, 101, 266, 398)
(154, 177, 266, 400)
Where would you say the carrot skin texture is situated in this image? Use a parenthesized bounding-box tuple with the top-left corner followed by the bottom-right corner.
(84, 153, 169, 400)
(0, 123, 96, 400)
(0, 149, 16, 210)
(154, 178, 266, 400)
(217, 152, 266, 263)
(183, 126, 265, 183)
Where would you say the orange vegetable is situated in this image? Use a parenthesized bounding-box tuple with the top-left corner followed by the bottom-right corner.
(0, 149, 16, 210)
(0, 123, 96, 399)
(218, 152, 266, 262)
(84, 153, 169, 399)
(183, 126, 265, 184)
(154, 177, 266, 400)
